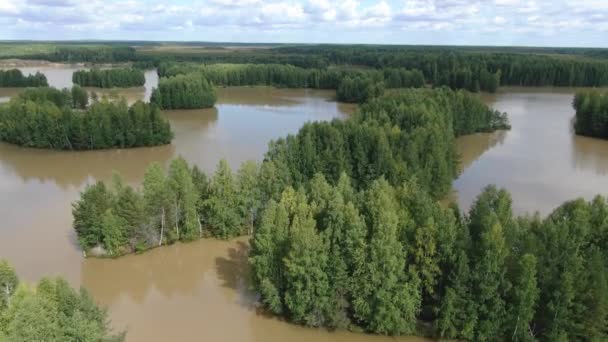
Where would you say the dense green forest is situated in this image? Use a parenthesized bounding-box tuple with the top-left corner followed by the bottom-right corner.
(72, 68, 146, 88)
(0, 69, 48, 87)
(573, 90, 608, 139)
(150, 74, 216, 109)
(250, 180, 608, 341)
(0, 260, 123, 341)
(0, 87, 172, 150)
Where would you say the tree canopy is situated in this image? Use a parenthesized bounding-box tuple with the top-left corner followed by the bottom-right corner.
(0, 69, 48, 87)
(0, 260, 123, 341)
(72, 68, 145, 88)
(151, 74, 216, 109)
(573, 90, 608, 139)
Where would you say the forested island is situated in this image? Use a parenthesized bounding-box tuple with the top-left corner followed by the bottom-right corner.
(72, 68, 145, 88)
(0, 69, 48, 87)
(150, 74, 217, 109)
(573, 90, 608, 139)
(0, 87, 172, 150)
(0, 260, 123, 341)
(158, 63, 436, 103)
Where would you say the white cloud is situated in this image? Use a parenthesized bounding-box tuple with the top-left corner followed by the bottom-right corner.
(0, 0, 606, 46)
(0, 0, 18, 14)
(493, 16, 507, 25)
(495, 0, 520, 5)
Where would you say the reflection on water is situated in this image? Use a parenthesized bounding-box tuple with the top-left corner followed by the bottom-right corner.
(572, 135, 608, 175)
(456, 130, 507, 173)
(454, 87, 608, 215)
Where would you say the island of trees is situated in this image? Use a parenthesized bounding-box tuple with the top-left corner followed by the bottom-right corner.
(0, 69, 48, 87)
(0, 87, 172, 150)
(72, 68, 146, 88)
(150, 74, 217, 109)
(0, 260, 123, 341)
(573, 90, 608, 139)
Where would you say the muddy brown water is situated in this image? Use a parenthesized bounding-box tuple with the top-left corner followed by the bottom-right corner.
(1, 66, 607, 341)
(454, 87, 608, 215)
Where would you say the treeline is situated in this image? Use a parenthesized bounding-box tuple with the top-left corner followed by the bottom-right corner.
(150, 74, 216, 109)
(0, 69, 48, 87)
(158, 63, 426, 103)
(0, 260, 124, 341)
(9, 43, 608, 88)
(72, 68, 145, 88)
(573, 90, 608, 139)
(266, 88, 509, 197)
(0, 87, 172, 150)
(159, 63, 424, 89)
(27, 46, 137, 63)
(250, 179, 608, 341)
(275, 45, 608, 87)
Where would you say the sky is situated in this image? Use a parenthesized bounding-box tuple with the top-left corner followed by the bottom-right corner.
(0, 0, 606, 47)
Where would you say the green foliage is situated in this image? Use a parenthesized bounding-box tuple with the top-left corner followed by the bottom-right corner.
(0, 260, 18, 314)
(0, 261, 122, 341)
(202, 160, 242, 239)
(71, 85, 88, 109)
(573, 90, 608, 139)
(265, 88, 509, 199)
(72, 68, 145, 88)
(336, 75, 385, 103)
(159, 63, 425, 96)
(0, 69, 48, 87)
(151, 74, 216, 109)
(73, 158, 264, 254)
(0, 89, 173, 150)
(167, 157, 201, 241)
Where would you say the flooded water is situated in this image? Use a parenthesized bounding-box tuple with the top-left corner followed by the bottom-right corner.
(454, 87, 608, 215)
(2, 66, 607, 341)
(1, 63, 428, 341)
(0, 63, 157, 104)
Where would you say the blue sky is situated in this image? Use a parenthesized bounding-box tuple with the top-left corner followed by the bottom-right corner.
(0, 0, 606, 47)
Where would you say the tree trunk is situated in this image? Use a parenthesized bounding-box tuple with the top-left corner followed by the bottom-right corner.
(174, 199, 180, 240)
(159, 207, 165, 246)
(198, 214, 202, 238)
(512, 315, 520, 340)
(5, 284, 10, 305)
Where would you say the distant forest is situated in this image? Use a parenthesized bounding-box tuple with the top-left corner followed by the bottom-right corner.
(3, 43, 608, 91)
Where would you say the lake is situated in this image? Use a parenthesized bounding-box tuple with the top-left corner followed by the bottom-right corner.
(0, 66, 607, 341)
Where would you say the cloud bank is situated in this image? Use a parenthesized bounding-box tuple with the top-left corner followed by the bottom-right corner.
(0, 0, 606, 46)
